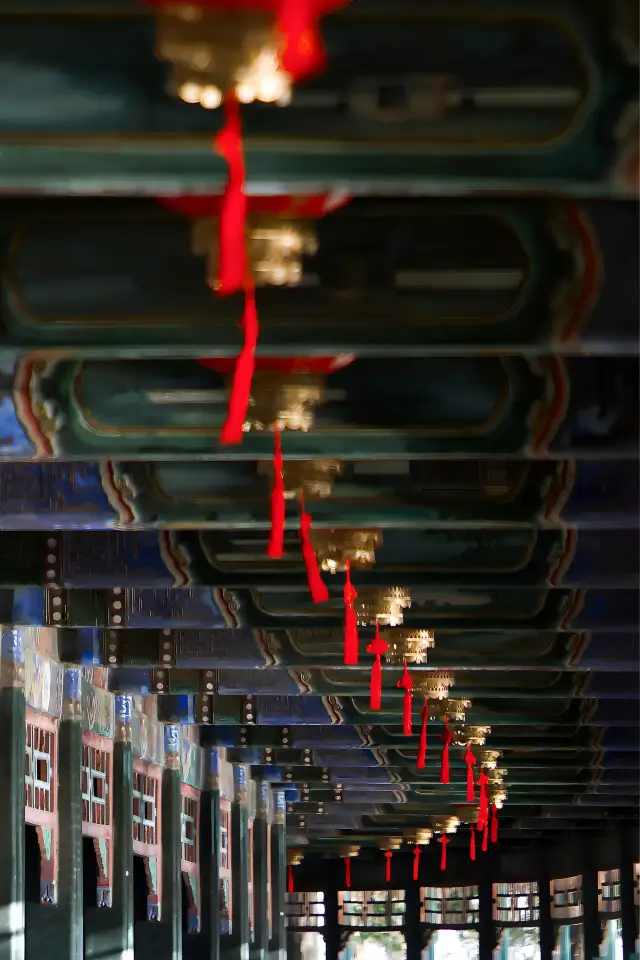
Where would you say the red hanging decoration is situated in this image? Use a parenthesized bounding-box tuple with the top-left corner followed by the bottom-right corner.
(440, 716, 453, 784)
(267, 426, 286, 558)
(469, 824, 476, 862)
(439, 835, 450, 872)
(482, 822, 489, 853)
(384, 850, 392, 884)
(396, 660, 414, 736)
(343, 559, 359, 666)
(220, 283, 259, 444)
(214, 92, 247, 296)
(299, 496, 329, 603)
(464, 742, 476, 803)
(344, 856, 351, 889)
(490, 802, 499, 843)
(412, 845, 421, 881)
(287, 864, 294, 893)
(416, 698, 428, 769)
(477, 769, 489, 831)
(366, 621, 388, 711)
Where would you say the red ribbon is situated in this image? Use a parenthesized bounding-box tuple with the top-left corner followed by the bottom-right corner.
(482, 822, 489, 853)
(343, 559, 359, 665)
(416, 698, 428, 769)
(214, 94, 258, 444)
(439, 835, 450, 872)
(469, 824, 476, 861)
(278, 0, 327, 80)
(298, 497, 329, 602)
(440, 716, 453, 784)
(477, 769, 489, 831)
(490, 802, 499, 843)
(214, 92, 247, 296)
(267, 426, 285, 558)
(344, 857, 351, 889)
(396, 660, 413, 736)
(412, 845, 421, 881)
(384, 850, 392, 883)
(287, 864, 294, 893)
(366, 621, 388, 711)
(464, 742, 476, 803)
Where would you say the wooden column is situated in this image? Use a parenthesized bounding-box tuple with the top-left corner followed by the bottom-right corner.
(162, 723, 184, 959)
(221, 764, 251, 960)
(582, 853, 601, 960)
(323, 886, 340, 960)
(404, 885, 422, 960)
(250, 782, 270, 960)
(51, 669, 83, 960)
(538, 853, 554, 960)
(478, 861, 495, 960)
(0, 628, 26, 960)
(185, 746, 223, 960)
(268, 790, 286, 960)
(619, 825, 638, 960)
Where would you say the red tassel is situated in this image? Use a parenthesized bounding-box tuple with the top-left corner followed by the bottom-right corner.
(396, 660, 413, 736)
(277, 0, 327, 81)
(440, 716, 453, 784)
(214, 93, 247, 295)
(416, 698, 428, 769)
(384, 850, 392, 883)
(490, 802, 499, 843)
(482, 822, 489, 852)
(287, 864, 294, 893)
(477, 769, 489, 831)
(464, 742, 476, 803)
(344, 857, 351, 889)
(267, 426, 285, 558)
(366, 621, 388, 711)
(439, 835, 450, 872)
(412, 845, 421, 881)
(343, 559, 359, 665)
(219, 284, 258, 444)
(299, 497, 329, 602)
(469, 825, 476, 861)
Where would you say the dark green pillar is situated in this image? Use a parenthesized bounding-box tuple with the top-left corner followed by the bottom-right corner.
(268, 790, 286, 960)
(323, 887, 339, 960)
(162, 724, 184, 959)
(54, 669, 83, 960)
(185, 746, 223, 960)
(221, 764, 251, 960)
(0, 629, 26, 960)
(618, 825, 638, 960)
(404, 885, 422, 960)
(582, 856, 601, 960)
(250, 782, 270, 960)
(538, 853, 554, 960)
(478, 862, 495, 960)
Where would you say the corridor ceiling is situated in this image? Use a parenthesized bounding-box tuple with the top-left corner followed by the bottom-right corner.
(0, 0, 637, 856)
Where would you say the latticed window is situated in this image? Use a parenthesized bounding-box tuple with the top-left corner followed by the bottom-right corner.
(219, 802, 232, 935)
(25, 724, 54, 814)
(492, 882, 540, 924)
(286, 891, 325, 928)
(133, 772, 158, 847)
(420, 886, 479, 926)
(81, 743, 110, 827)
(598, 869, 621, 915)
(181, 795, 198, 865)
(338, 890, 406, 928)
(550, 875, 583, 920)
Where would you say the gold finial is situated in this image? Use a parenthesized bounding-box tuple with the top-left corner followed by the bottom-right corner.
(287, 850, 305, 866)
(477, 749, 501, 769)
(450, 724, 491, 746)
(376, 837, 403, 851)
(257, 459, 342, 500)
(192, 217, 318, 290)
(309, 529, 382, 573)
(489, 785, 507, 808)
(336, 844, 360, 859)
(156, 6, 293, 107)
(229, 371, 324, 432)
(382, 629, 435, 665)
(430, 815, 460, 835)
(403, 828, 433, 846)
(355, 588, 411, 627)
(413, 673, 456, 702)
(425, 697, 470, 722)
(452, 804, 480, 825)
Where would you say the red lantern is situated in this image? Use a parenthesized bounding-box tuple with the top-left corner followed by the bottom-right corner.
(366, 621, 389, 710)
(396, 661, 414, 736)
(440, 716, 453, 784)
(416, 698, 428, 769)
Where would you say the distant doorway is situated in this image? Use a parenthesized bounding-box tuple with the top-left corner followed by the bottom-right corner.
(422, 929, 479, 960)
(341, 930, 407, 960)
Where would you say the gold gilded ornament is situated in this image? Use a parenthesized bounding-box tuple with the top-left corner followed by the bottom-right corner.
(450, 724, 491, 746)
(309, 529, 382, 573)
(156, 5, 293, 108)
(382, 629, 435, 665)
(430, 815, 460, 835)
(232, 371, 324, 432)
(355, 588, 411, 627)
